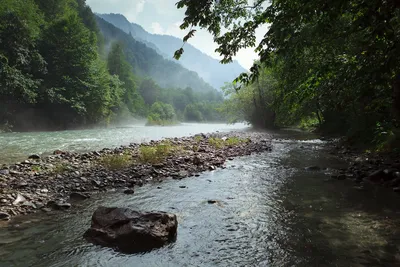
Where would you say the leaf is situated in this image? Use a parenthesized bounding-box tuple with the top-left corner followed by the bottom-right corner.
(173, 48, 184, 60)
(183, 29, 196, 42)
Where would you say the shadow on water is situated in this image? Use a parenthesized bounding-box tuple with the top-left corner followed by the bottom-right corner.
(0, 129, 399, 267)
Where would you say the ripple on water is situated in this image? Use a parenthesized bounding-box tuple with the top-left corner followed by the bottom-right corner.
(1, 138, 400, 267)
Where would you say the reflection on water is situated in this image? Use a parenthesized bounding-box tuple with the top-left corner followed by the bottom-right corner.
(0, 123, 249, 164)
(0, 133, 400, 267)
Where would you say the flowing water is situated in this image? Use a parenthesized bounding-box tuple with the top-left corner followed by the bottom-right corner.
(1, 128, 400, 267)
(0, 123, 248, 164)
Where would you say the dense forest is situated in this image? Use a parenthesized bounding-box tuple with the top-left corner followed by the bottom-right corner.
(177, 0, 400, 149)
(0, 0, 224, 132)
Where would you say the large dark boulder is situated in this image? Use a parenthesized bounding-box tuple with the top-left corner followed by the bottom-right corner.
(84, 206, 178, 253)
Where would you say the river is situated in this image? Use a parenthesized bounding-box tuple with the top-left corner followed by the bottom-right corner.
(0, 126, 400, 266)
(0, 123, 248, 164)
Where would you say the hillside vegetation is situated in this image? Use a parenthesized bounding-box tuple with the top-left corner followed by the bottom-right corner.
(97, 13, 247, 90)
(0, 0, 225, 132)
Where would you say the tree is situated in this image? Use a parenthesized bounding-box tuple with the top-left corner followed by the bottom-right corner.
(139, 78, 160, 106)
(0, 0, 46, 128)
(176, 0, 400, 144)
(108, 42, 145, 115)
(147, 101, 177, 125)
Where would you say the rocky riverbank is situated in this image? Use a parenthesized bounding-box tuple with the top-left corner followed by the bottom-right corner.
(0, 131, 271, 221)
(327, 144, 400, 193)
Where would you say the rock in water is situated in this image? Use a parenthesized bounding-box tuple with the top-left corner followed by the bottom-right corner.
(28, 154, 41, 160)
(84, 207, 177, 253)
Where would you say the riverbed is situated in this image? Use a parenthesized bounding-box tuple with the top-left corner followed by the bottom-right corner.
(1, 128, 399, 266)
(0, 123, 249, 164)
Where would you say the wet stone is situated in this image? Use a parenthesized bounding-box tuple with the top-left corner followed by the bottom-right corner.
(123, 189, 135, 195)
(28, 154, 41, 160)
(70, 192, 90, 201)
(0, 212, 11, 221)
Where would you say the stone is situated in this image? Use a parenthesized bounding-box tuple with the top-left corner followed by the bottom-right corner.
(123, 188, 134, 195)
(18, 182, 28, 188)
(0, 169, 9, 175)
(12, 194, 26, 205)
(47, 200, 71, 210)
(53, 150, 64, 155)
(69, 192, 90, 201)
(28, 154, 41, 160)
(365, 169, 393, 183)
(305, 166, 321, 171)
(84, 207, 177, 253)
(0, 212, 11, 221)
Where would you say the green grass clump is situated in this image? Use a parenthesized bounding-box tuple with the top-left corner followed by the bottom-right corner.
(100, 151, 131, 170)
(52, 163, 70, 174)
(139, 141, 179, 163)
(194, 135, 203, 143)
(208, 137, 249, 148)
(31, 165, 41, 173)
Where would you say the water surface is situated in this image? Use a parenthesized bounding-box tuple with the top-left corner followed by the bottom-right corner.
(0, 123, 248, 164)
(1, 131, 399, 266)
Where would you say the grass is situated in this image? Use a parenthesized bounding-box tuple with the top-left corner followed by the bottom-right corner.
(31, 165, 41, 173)
(100, 150, 132, 170)
(194, 135, 203, 143)
(139, 141, 181, 164)
(208, 137, 249, 148)
(52, 163, 70, 174)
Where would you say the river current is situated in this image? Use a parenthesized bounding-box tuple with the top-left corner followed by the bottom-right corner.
(0, 125, 399, 266)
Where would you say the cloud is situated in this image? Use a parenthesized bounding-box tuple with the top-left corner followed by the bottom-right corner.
(151, 22, 164, 35)
(136, 0, 146, 13)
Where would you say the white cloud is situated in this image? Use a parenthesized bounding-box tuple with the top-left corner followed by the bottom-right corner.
(136, 0, 146, 13)
(151, 22, 164, 35)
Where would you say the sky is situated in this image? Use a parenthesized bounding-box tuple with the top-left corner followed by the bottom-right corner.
(86, 0, 266, 70)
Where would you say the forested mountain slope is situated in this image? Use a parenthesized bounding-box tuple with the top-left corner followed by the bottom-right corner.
(0, 0, 222, 132)
(96, 17, 215, 93)
(97, 13, 247, 90)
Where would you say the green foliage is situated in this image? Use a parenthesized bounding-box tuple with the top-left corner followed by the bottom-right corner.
(0, 0, 227, 131)
(220, 65, 277, 128)
(0, 0, 126, 130)
(208, 137, 248, 149)
(176, 0, 400, 147)
(96, 16, 217, 93)
(146, 101, 177, 126)
(107, 42, 145, 116)
(100, 151, 131, 170)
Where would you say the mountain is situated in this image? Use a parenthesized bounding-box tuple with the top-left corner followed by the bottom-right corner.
(96, 17, 215, 93)
(97, 13, 247, 90)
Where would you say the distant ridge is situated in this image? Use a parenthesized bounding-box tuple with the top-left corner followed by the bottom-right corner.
(96, 16, 216, 93)
(97, 13, 247, 90)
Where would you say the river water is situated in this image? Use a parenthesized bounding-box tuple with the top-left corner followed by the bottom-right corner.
(1, 127, 400, 266)
(0, 123, 248, 164)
